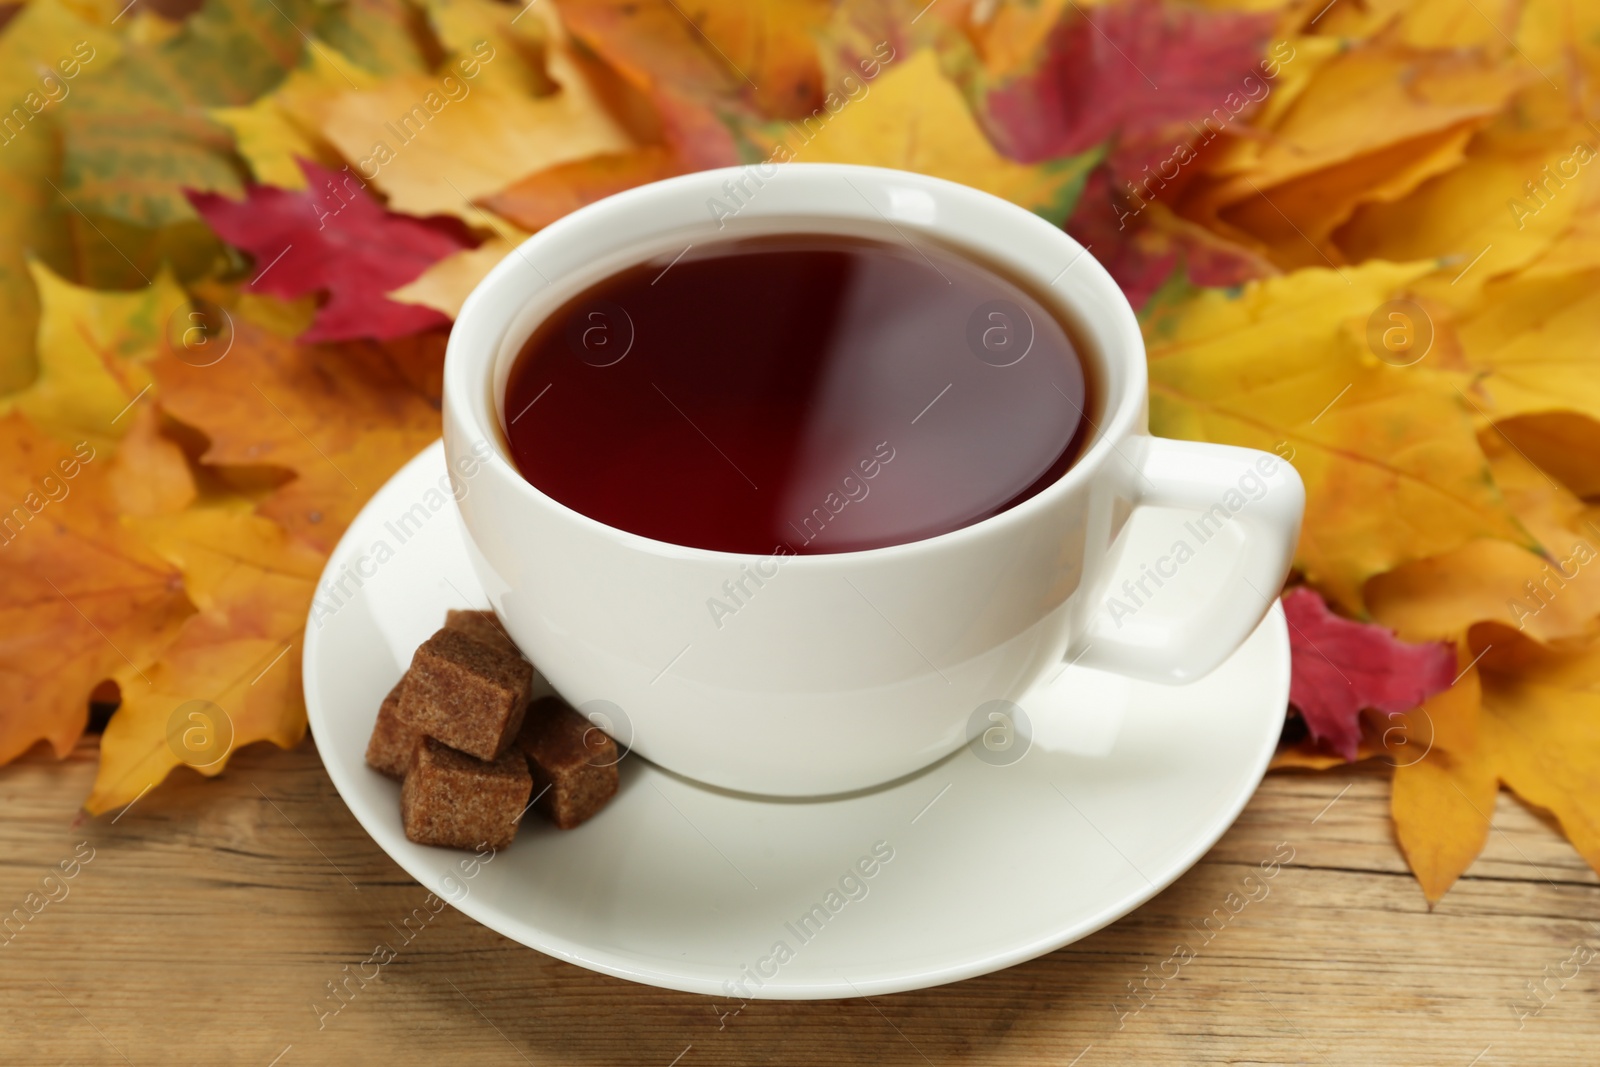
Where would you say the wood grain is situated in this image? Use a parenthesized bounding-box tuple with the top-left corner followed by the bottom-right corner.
(1, 739, 1595, 1066)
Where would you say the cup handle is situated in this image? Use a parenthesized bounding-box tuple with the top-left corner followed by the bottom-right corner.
(1067, 436, 1305, 684)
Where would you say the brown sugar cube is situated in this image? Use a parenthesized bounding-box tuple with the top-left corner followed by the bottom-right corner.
(398, 627, 533, 760)
(401, 738, 532, 850)
(445, 608, 521, 659)
(365, 680, 422, 781)
(517, 698, 619, 830)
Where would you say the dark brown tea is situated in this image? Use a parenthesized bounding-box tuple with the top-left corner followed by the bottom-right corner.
(502, 234, 1094, 554)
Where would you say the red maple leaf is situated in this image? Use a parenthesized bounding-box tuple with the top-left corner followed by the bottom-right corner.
(1282, 587, 1459, 761)
(1065, 165, 1273, 309)
(981, 0, 1279, 167)
(187, 159, 474, 343)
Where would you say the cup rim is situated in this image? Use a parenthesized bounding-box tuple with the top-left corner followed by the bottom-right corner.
(444, 162, 1148, 565)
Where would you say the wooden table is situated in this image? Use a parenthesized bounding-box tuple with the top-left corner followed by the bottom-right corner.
(1, 738, 1594, 1065)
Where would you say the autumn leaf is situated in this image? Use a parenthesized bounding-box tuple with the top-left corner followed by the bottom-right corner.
(1516, 0, 1600, 115)
(480, 147, 681, 233)
(417, 0, 556, 97)
(315, 7, 634, 220)
(1389, 632, 1600, 901)
(974, 0, 1289, 306)
(316, 0, 438, 79)
(187, 159, 474, 343)
(1066, 167, 1276, 310)
(561, 0, 834, 119)
(1454, 268, 1600, 426)
(979, 0, 1279, 167)
(57, 0, 430, 224)
(153, 316, 439, 552)
(0, 0, 122, 394)
(368, 327, 452, 407)
(932, 0, 1072, 80)
(1271, 735, 1384, 772)
(1311, 0, 1488, 46)
(388, 236, 523, 320)
(399, 145, 695, 317)
(4, 260, 187, 450)
(0, 412, 193, 765)
(87, 505, 322, 813)
(815, 0, 951, 90)
(108, 405, 199, 519)
(210, 47, 383, 190)
(1176, 40, 1525, 270)
(1390, 664, 1497, 902)
(1491, 412, 1600, 498)
(1283, 586, 1458, 760)
(1477, 638, 1600, 883)
(758, 49, 1101, 225)
(1504, 104, 1600, 283)
(683, 0, 834, 118)
(213, 0, 442, 192)
(554, 0, 747, 168)
(1145, 261, 1533, 611)
(1336, 119, 1597, 300)
(56, 0, 315, 226)
(1367, 430, 1600, 647)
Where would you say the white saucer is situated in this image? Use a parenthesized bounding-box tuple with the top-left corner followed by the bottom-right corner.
(304, 442, 1289, 999)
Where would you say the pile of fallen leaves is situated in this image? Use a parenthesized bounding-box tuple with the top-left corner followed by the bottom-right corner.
(0, 0, 1595, 901)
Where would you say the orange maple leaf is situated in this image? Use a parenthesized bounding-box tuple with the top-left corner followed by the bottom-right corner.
(0, 412, 192, 764)
(153, 318, 441, 554)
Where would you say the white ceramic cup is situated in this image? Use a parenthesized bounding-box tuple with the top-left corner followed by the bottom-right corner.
(442, 163, 1304, 796)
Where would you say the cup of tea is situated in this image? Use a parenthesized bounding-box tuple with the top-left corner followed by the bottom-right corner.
(442, 163, 1304, 796)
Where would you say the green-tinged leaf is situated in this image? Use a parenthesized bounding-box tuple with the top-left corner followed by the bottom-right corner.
(57, 0, 316, 226)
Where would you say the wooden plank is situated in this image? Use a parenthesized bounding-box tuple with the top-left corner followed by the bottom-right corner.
(0, 742, 1595, 1065)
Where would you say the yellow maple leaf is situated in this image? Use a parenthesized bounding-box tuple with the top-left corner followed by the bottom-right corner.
(1182, 0, 1300, 9)
(87, 506, 322, 813)
(1368, 428, 1600, 646)
(1492, 412, 1600, 498)
(1453, 268, 1600, 426)
(1390, 665, 1497, 902)
(480, 146, 682, 232)
(1269, 736, 1384, 771)
(210, 47, 381, 189)
(154, 317, 440, 553)
(1478, 640, 1600, 881)
(3, 260, 187, 450)
(1181, 34, 1344, 155)
(1392, 632, 1600, 902)
(389, 235, 521, 320)
(1145, 261, 1532, 612)
(1316, 0, 1520, 49)
(1517, 0, 1600, 116)
(315, 7, 633, 219)
(1180, 40, 1525, 269)
(1339, 119, 1597, 302)
(1521, 179, 1600, 281)
(418, 0, 556, 97)
(763, 48, 1099, 223)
